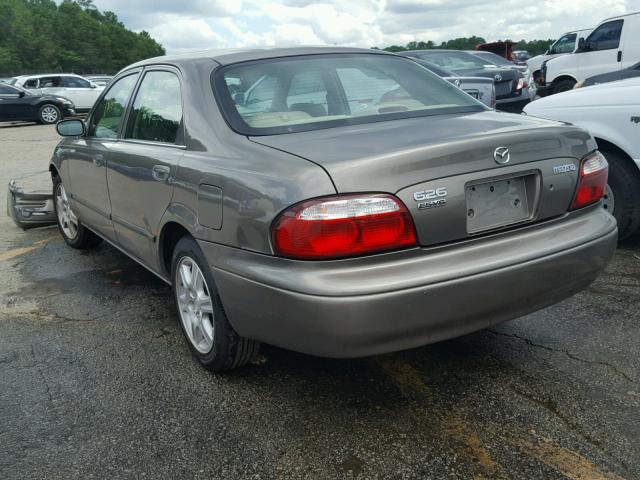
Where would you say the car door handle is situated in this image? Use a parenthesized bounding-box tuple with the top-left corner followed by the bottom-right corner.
(618, 50, 622, 62)
(93, 154, 105, 167)
(152, 165, 171, 182)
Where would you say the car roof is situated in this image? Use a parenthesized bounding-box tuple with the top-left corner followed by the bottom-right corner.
(14, 73, 85, 79)
(127, 46, 388, 68)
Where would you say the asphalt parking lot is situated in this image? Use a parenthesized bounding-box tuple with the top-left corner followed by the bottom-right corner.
(0, 123, 639, 480)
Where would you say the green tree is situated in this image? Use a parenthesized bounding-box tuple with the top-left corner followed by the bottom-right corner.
(0, 0, 165, 75)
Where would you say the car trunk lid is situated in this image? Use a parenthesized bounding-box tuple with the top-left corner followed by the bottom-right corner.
(250, 111, 595, 246)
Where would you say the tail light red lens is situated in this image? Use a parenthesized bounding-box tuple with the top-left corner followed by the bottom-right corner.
(570, 151, 609, 210)
(272, 194, 418, 259)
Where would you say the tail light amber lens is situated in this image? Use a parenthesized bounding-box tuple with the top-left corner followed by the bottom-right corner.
(570, 151, 609, 210)
(272, 194, 418, 259)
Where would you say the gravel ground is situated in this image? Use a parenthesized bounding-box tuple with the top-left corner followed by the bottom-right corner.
(0, 123, 638, 480)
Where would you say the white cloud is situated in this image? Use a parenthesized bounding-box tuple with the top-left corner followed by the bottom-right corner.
(95, 0, 640, 53)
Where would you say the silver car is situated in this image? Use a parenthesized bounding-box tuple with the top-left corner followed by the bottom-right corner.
(51, 47, 617, 371)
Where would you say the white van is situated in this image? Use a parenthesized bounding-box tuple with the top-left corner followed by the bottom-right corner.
(527, 28, 591, 85)
(541, 12, 640, 95)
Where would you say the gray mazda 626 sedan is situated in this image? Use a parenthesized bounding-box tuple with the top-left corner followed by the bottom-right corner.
(51, 47, 617, 371)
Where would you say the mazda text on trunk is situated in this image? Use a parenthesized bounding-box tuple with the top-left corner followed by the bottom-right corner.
(51, 47, 617, 371)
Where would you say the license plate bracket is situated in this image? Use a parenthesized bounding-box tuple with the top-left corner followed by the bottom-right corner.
(466, 175, 534, 233)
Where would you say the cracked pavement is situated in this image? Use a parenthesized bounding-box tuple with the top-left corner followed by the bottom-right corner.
(0, 124, 639, 479)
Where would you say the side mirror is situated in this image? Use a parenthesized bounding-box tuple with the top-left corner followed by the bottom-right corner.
(56, 119, 85, 136)
(18, 91, 26, 98)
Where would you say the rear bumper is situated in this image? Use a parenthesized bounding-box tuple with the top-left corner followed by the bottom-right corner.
(201, 208, 617, 358)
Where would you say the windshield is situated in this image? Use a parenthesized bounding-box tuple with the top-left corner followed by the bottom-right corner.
(475, 52, 514, 67)
(413, 51, 492, 71)
(214, 54, 484, 135)
(10, 83, 31, 95)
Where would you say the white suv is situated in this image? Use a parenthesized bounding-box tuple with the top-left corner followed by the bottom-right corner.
(10, 74, 104, 112)
(541, 12, 640, 95)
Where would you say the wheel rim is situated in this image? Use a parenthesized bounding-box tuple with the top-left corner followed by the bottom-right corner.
(55, 183, 79, 239)
(176, 256, 215, 354)
(41, 106, 58, 123)
(603, 184, 615, 214)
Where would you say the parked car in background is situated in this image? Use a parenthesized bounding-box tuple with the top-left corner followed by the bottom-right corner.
(51, 47, 616, 371)
(0, 83, 75, 123)
(512, 50, 531, 65)
(527, 28, 592, 86)
(400, 50, 530, 111)
(86, 75, 113, 87)
(10, 73, 103, 112)
(467, 51, 533, 96)
(576, 61, 640, 87)
(540, 12, 640, 95)
(524, 77, 640, 239)
(410, 59, 496, 107)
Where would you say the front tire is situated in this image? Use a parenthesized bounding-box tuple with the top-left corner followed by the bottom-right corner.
(171, 236, 259, 371)
(552, 79, 576, 95)
(53, 175, 102, 249)
(601, 149, 640, 240)
(38, 104, 60, 124)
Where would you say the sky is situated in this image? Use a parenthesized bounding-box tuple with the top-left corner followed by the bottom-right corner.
(92, 0, 640, 53)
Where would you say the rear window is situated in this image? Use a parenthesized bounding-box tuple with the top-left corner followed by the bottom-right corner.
(213, 54, 484, 135)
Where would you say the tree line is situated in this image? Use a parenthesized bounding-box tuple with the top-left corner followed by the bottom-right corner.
(377, 37, 555, 56)
(0, 0, 165, 76)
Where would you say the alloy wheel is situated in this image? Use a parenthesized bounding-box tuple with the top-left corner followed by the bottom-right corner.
(176, 256, 215, 354)
(41, 106, 59, 123)
(55, 183, 78, 239)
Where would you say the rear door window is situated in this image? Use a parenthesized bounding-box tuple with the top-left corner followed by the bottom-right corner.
(124, 71, 183, 144)
(39, 76, 61, 88)
(89, 73, 139, 139)
(63, 76, 92, 88)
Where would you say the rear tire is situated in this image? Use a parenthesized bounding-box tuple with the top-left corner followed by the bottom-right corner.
(552, 79, 576, 95)
(53, 175, 102, 249)
(171, 235, 260, 371)
(38, 104, 60, 124)
(601, 149, 640, 240)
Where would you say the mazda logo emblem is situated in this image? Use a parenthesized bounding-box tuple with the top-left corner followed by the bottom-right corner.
(494, 74, 502, 82)
(494, 146, 510, 164)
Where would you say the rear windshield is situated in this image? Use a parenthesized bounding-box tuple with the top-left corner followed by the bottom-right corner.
(213, 53, 484, 135)
(414, 51, 492, 71)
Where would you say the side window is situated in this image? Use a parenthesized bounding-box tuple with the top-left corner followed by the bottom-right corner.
(124, 71, 182, 144)
(550, 34, 576, 54)
(39, 76, 61, 88)
(245, 75, 278, 108)
(63, 76, 91, 88)
(287, 70, 328, 115)
(587, 20, 624, 51)
(0, 85, 18, 95)
(24, 78, 38, 88)
(89, 73, 139, 139)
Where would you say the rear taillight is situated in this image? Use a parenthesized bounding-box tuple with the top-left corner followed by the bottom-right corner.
(570, 151, 608, 210)
(272, 194, 418, 259)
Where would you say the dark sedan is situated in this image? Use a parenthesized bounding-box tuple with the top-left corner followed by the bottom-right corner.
(578, 61, 640, 88)
(399, 50, 530, 111)
(0, 83, 75, 124)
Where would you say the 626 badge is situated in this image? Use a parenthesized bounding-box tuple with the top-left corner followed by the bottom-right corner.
(414, 187, 448, 209)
